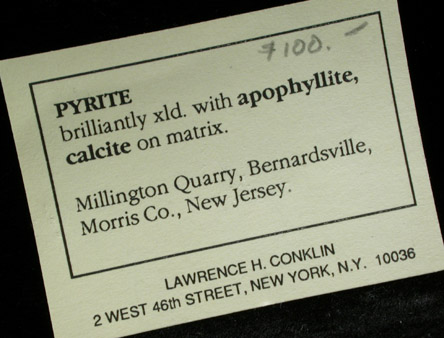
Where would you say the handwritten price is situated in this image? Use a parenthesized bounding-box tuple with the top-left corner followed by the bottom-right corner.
(259, 21, 368, 61)
(259, 34, 323, 61)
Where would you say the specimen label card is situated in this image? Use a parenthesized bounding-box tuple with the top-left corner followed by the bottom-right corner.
(1, 0, 443, 337)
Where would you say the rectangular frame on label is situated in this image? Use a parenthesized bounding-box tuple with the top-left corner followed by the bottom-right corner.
(29, 11, 416, 279)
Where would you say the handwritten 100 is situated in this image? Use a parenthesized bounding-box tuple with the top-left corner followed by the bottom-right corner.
(259, 34, 323, 61)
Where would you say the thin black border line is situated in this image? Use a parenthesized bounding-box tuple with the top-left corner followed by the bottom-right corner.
(377, 12, 416, 205)
(29, 11, 416, 279)
(29, 11, 379, 86)
(74, 204, 415, 278)
(29, 84, 75, 279)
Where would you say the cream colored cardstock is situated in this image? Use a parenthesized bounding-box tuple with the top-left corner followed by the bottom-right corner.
(1, 0, 443, 337)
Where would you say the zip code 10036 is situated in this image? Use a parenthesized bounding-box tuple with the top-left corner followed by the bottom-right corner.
(375, 248, 416, 266)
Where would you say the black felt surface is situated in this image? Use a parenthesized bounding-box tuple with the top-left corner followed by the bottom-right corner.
(1, 1, 443, 337)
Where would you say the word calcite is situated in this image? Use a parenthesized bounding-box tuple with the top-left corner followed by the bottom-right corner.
(54, 89, 135, 165)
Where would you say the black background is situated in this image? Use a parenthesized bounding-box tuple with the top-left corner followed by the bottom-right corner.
(1, 1, 443, 337)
